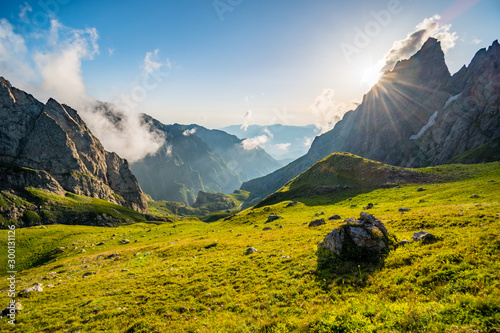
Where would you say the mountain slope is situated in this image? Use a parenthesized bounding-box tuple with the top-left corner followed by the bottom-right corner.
(242, 38, 500, 201)
(130, 116, 281, 205)
(0, 77, 148, 213)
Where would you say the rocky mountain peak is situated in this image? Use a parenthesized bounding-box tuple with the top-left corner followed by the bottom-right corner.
(387, 37, 450, 88)
(0, 77, 148, 213)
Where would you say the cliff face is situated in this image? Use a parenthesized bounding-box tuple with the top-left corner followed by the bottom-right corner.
(242, 39, 500, 201)
(0, 77, 148, 213)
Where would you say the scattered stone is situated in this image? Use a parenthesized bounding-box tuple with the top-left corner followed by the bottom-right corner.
(82, 272, 94, 278)
(112, 234, 116, 237)
(81, 249, 86, 253)
(350, 205, 357, 208)
(47, 284, 54, 288)
(57, 247, 65, 253)
(254, 225, 259, 228)
(309, 219, 326, 227)
(121, 269, 129, 272)
(19, 284, 43, 296)
(487, 180, 495, 183)
(236, 233, 243, 237)
(106, 253, 119, 259)
(97, 242, 105, 246)
(328, 214, 341, 221)
(363, 203, 374, 210)
(419, 199, 426, 203)
(399, 239, 410, 246)
(417, 188, 426, 192)
(281, 255, 291, 259)
(204, 243, 217, 249)
(262, 227, 272, 231)
(286, 201, 298, 207)
(398, 207, 411, 212)
(245, 247, 258, 255)
(120, 239, 130, 244)
(318, 212, 389, 258)
(267, 214, 281, 223)
(1, 301, 23, 318)
(348, 197, 352, 201)
(279, 226, 284, 229)
(470, 194, 479, 198)
(412, 231, 436, 242)
(179, 306, 188, 314)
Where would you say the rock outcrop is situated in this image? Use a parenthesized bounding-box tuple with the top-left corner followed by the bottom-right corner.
(0, 77, 147, 213)
(318, 212, 389, 260)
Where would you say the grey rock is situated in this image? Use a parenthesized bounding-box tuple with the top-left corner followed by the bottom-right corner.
(417, 188, 426, 192)
(262, 227, 272, 231)
(309, 219, 326, 227)
(120, 239, 130, 244)
(267, 214, 281, 222)
(399, 239, 410, 246)
(398, 207, 411, 212)
(470, 194, 479, 198)
(318, 213, 388, 257)
(245, 247, 258, 255)
(412, 231, 436, 242)
(328, 214, 342, 220)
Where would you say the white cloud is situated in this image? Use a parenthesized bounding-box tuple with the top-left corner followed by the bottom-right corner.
(310, 89, 347, 134)
(240, 110, 252, 131)
(108, 48, 114, 56)
(19, 3, 32, 21)
(142, 49, 170, 76)
(183, 128, 197, 136)
(263, 128, 273, 138)
(380, 15, 458, 72)
(303, 137, 314, 147)
(471, 36, 482, 45)
(241, 134, 269, 150)
(0, 17, 166, 163)
(0, 19, 35, 83)
(275, 143, 291, 151)
(244, 95, 254, 103)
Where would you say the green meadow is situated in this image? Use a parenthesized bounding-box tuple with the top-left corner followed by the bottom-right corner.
(0, 162, 499, 332)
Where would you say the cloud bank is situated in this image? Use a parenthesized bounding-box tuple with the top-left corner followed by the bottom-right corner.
(381, 15, 458, 72)
(310, 89, 347, 134)
(241, 134, 268, 150)
(0, 16, 167, 162)
(240, 110, 252, 131)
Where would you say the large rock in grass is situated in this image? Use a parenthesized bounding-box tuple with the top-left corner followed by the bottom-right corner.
(318, 212, 389, 259)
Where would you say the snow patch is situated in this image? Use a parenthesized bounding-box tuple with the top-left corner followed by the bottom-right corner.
(444, 93, 461, 109)
(410, 111, 438, 140)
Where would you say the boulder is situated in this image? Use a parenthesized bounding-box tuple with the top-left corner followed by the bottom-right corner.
(267, 214, 281, 222)
(318, 212, 389, 259)
(398, 207, 411, 212)
(309, 219, 326, 227)
(262, 227, 272, 231)
(412, 231, 436, 242)
(328, 214, 341, 221)
(245, 247, 258, 255)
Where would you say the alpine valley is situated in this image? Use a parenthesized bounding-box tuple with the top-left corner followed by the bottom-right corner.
(0, 38, 499, 333)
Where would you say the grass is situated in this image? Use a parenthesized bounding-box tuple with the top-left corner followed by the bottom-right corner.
(0, 162, 498, 332)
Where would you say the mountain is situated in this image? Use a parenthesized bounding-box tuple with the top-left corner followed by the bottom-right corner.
(129, 115, 281, 205)
(221, 124, 318, 161)
(256, 152, 438, 207)
(0, 77, 148, 214)
(242, 38, 500, 201)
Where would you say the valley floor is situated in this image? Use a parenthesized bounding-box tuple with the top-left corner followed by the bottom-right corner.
(0, 163, 499, 332)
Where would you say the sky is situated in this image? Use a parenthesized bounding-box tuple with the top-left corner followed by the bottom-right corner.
(0, 0, 499, 160)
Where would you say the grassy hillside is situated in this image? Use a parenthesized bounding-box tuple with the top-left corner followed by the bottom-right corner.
(0, 162, 498, 332)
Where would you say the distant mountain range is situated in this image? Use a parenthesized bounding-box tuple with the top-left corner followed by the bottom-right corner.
(221, 124, 318, 162)
(242, 38, 500, 202)
(129, 116, 282, 205)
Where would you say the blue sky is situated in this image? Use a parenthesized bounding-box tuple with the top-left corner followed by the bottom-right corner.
(1, 0, 499, 130)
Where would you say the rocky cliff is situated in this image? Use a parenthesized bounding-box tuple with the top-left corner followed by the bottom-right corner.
(0, 77, 148, 213)
(242, 38, 500, 201)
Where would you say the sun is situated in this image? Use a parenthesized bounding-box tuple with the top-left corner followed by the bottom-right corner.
(360, 64, 383, 88)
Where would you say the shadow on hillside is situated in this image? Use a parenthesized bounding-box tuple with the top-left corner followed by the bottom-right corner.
(314, 250, 389, 292)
